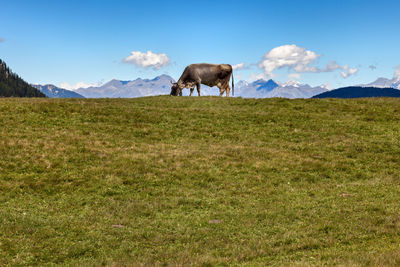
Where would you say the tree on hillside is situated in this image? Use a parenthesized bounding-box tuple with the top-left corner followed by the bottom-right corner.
(0, 59, 46, 97)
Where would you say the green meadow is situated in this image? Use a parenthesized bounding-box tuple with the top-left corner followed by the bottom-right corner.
(1, 96, 400, 266)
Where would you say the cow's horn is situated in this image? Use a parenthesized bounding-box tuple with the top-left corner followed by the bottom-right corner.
(170, 80, 174, 84)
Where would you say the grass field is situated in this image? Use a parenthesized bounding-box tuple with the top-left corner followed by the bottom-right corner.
(1, 96, 400, 266)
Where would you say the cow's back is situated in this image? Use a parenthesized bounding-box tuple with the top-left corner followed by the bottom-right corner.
(189, 63, 231, 72)
(217, 64, 232, 80)
(189, 64, 231, 85)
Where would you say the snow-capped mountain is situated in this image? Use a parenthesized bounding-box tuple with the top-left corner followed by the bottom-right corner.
(235, 79, 327, 98)
(280, 80, 302, 88)
(267, 83, 328, 99)
(32, 84, 84, 98)
(362, 77, 400, 89)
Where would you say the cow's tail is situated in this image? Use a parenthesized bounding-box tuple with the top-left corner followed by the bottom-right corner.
(231, 71, 234, 96)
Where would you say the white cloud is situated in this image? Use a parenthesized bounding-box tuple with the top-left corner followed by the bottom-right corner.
(324, 61, 342, 72)
(340, 65, 359, 78)
(123, 50, 170, 70)
(232, 63, 248, 70)
(258, 44, 320, 75)
(288, 73, 301, 80)
(256, 45, 359, 80)
(60, 81, 102, 91)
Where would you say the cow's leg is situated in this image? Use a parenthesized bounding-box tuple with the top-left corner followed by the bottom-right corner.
(179, 89, 182, 96)
(219, 87, 225, 96)
(189, 87, 194, 96)
(196, 82, 201, 96)
(218, 84, 225, 97)
(225, 83, 231, 97)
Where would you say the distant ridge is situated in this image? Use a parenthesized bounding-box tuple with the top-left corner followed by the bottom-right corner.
(235, 79, 327, 98)
(312, 86, 400, 98)
(32, 84, 85, 98)
(362, 77, 400, 89)
(75, 74, 175, 98)
(0, 59, 46, 97)
(73, 75, 328, 99)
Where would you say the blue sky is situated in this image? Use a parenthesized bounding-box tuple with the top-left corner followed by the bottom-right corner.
(1, 0, 399, 89)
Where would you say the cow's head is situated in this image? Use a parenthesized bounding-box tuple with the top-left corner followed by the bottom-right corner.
(170, 81, 184, 96)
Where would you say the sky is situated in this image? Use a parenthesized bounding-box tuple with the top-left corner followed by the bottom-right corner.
(1, 0, 400, 90)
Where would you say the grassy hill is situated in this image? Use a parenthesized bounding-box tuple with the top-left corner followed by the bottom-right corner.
(1, 96, 400, 266)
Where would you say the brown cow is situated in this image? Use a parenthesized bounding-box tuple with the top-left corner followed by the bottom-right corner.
(170, 63, 234, 97)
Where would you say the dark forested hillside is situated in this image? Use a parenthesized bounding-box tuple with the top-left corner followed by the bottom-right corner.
(0, 59, 46, 97)
(313, 86, 400, 98)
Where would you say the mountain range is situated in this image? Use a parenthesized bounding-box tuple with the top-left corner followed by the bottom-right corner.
(68, 75, 329, 99)
(362, 76, 400, 89)
(32, 84, 84, 98)
(4, 54, 400, 99)
(75, 74, 174, 98)
(31, 74, 400, 99)
(234, 79, 328, 98)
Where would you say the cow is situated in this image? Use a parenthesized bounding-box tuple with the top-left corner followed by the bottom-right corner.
(170, 63, 234, 97)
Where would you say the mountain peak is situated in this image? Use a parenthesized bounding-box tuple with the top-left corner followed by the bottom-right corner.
(103, 79, 126, 87)
(32, 84, 84, 98)
(364, 77, 399, 89)
(152, 74, 174, 81)
(76, 75, 174, 98)
(281, 80, 302, 88)
(252, 79, 279, 92)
